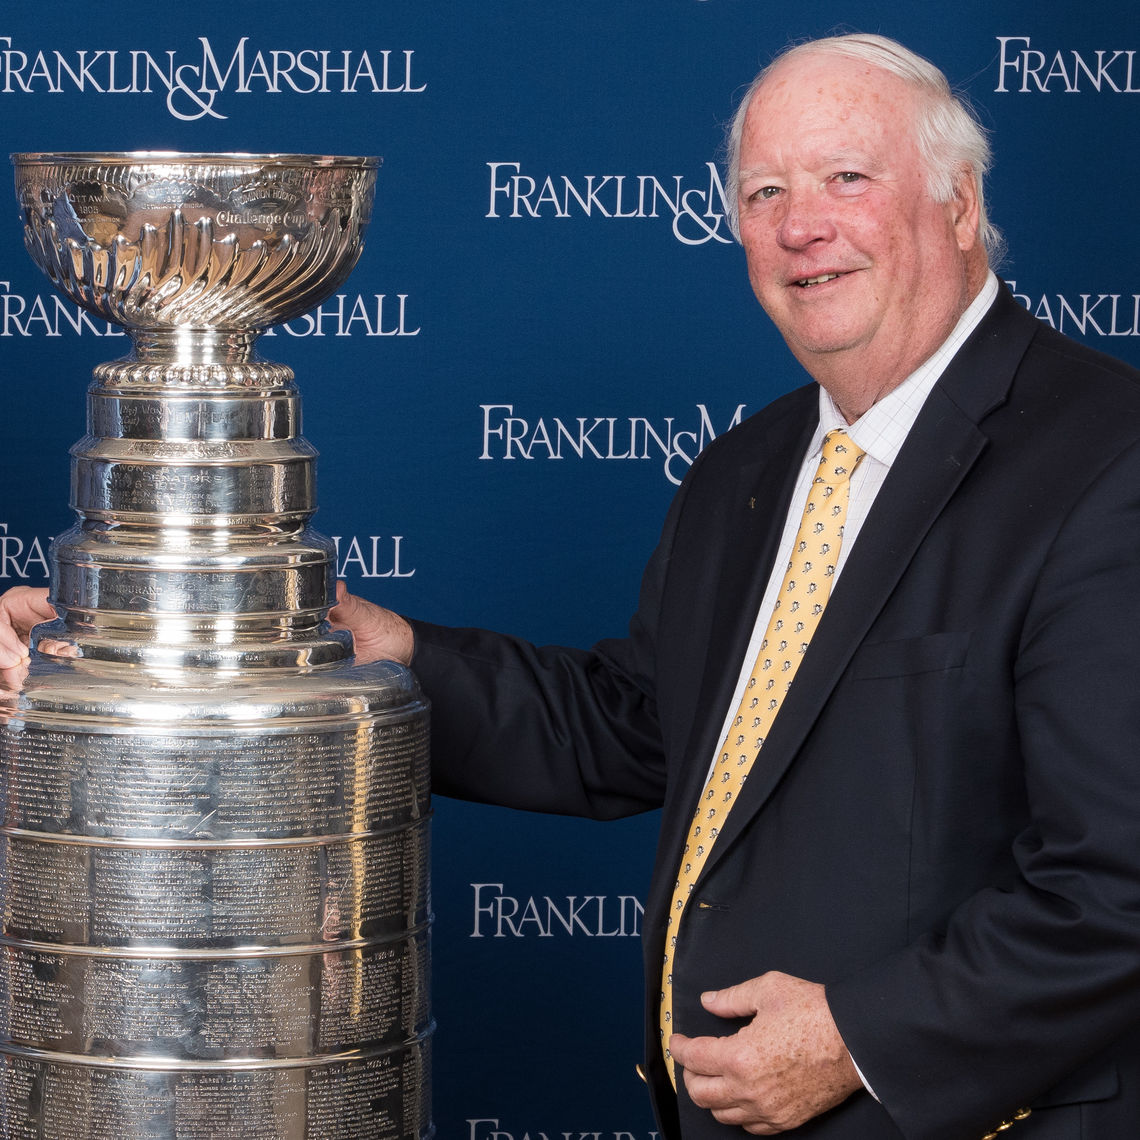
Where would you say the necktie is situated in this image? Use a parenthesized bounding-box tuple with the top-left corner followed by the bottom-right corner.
(659, 429, 865, 1084)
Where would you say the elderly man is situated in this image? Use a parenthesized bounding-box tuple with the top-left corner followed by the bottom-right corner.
(5, 33, 1140, 1140)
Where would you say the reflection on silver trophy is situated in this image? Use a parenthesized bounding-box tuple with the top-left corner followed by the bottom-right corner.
(0, 153, 433, 1139)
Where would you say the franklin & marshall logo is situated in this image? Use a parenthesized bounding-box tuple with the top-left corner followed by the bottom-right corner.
(0, 281, 419, 340)
(486, 161, 732, 246)
(0, 35, 426, 121)
(471, 883, 643, 939)
(480, 402, 747, 486)
(332, 535, 415, 581)
(467, 1125, 659, 1140)
(0, 525, 51, 580)
(995, 37, 1140, 93)
(1007, 282, 1140, 338)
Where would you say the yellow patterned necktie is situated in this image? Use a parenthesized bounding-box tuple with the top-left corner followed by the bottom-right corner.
(659, 429, 865, 1084)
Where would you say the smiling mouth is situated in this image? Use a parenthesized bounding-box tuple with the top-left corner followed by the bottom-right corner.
(794, 273, 842, 288)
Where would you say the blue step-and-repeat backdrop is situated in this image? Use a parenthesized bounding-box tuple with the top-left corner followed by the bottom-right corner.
(1, 3, 1137, 1137)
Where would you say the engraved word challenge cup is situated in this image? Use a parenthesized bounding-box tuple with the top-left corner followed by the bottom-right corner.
(0, 153, 432, 1139)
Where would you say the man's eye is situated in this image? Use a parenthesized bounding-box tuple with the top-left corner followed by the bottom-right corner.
(750, 186, 782, 201)
(835, 172, 864, 185)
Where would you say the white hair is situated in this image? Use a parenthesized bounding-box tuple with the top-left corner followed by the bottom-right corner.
(724, 34, 1004, 265)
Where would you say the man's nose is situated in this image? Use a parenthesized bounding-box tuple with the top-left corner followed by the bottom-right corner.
(776, 190, 837, 250)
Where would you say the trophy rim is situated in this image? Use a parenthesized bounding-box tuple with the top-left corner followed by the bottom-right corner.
(10, 151, 381, 169)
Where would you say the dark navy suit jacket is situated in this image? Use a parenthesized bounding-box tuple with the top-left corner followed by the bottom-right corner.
(410, 286, 1140, 1139)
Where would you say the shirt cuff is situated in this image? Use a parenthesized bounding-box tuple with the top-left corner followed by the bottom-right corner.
(850, 1051, 880, 1102)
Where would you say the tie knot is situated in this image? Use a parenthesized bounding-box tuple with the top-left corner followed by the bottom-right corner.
(818, 430, 864, 485)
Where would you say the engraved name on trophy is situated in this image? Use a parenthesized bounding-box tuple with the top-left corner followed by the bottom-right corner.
(0, 153, 432, 1139)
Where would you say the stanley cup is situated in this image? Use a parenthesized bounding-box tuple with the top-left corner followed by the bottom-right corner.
(0, 153, 433, 1138)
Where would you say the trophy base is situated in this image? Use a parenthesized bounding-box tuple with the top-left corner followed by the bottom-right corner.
(0, 658, 433, 1140)
(0, 1047, 434, 1140)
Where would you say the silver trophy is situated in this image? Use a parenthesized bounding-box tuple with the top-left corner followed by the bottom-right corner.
(0, 153, 433, 1138)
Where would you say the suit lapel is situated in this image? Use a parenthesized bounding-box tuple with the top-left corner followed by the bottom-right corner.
(697, 286, 1041, 878)
(657, 399, 817, 870)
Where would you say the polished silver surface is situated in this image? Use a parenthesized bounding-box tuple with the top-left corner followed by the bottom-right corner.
(1, 153, 433, 1138)
(16, 152, 378, 334)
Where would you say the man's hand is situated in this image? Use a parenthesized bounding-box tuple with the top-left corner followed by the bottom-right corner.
(0, 586, 57, 690)
(668, 971, 862, 1135)
(0, 587, 55, 665)
(328, 582, 415, 666)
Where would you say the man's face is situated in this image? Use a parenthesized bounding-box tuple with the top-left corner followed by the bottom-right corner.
(736, 53, 980, 412)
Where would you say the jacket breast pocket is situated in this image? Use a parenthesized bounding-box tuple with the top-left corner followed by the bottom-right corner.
(851, 630, 971, 680)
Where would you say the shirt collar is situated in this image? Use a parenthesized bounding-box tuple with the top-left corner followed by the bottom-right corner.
(814, 271, 1000, 466)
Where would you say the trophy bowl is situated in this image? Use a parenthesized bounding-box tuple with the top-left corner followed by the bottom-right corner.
(13, 151, 379, 334)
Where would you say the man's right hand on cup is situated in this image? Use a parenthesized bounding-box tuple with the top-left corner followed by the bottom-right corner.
(328, 583, 415, 666)
(0, 586, 57, 689)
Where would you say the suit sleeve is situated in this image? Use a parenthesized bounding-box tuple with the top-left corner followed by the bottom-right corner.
(826, 436, 1140, 1140)
(403, 458, 702, 821)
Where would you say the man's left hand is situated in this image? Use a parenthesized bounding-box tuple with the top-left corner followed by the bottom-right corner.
(668, 971, 862, 1135)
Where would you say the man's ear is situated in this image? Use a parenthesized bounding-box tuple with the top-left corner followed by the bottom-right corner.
(950, 164, 981, 253)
